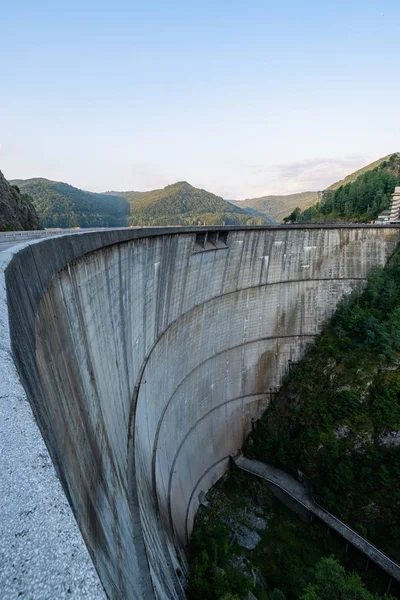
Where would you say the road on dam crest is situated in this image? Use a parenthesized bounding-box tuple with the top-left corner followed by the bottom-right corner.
(0, 225, 399, 599)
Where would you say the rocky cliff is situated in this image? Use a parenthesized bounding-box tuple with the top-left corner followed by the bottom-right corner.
(0, 170, 41, 231)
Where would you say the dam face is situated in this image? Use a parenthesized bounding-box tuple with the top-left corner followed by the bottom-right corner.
(2, 226, 399, 599)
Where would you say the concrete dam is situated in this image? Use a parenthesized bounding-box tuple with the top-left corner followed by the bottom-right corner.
(1, 225, 399, 600)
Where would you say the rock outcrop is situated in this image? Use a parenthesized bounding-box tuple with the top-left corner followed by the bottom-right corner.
(0, 170, 41, 231)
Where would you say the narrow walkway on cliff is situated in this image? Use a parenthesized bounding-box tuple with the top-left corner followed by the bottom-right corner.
(233, 454, 400, 585)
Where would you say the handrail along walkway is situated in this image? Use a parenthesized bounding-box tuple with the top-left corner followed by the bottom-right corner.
(233, 454, 400, 584)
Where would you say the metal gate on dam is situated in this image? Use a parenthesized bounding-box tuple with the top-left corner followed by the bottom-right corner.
(1, 225, 399, 600)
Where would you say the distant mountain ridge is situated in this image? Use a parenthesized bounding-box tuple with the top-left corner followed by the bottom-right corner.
(9, 154, 399, 229)
(230, 191, 319, 223)
(0, 170, 41, 231)
(10, 178, 273, 228)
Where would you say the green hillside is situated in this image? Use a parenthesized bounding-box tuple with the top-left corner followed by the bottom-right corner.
(11, 178, 130, 228)
(111, 181, 272, 226)
(326, 153, 396, 191)
(286, 153, 400, 223)
(11, 179, 273, 228)
(230, 191, 319, 223)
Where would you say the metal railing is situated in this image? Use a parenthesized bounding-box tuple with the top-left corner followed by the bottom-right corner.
(233, 455, 400, 583)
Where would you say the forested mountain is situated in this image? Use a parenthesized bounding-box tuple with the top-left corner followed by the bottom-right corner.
(325, 153, 396, 191)
(230, 191, 319, 223)
(11, 178, 130, 228)
(10, 179, 272, 228)
(284, 153, 400, 223)
(0, 170, 41, 231)
(112, 181, 272, 226)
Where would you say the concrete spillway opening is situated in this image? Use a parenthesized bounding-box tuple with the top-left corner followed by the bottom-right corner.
(5, 226, 399, 599)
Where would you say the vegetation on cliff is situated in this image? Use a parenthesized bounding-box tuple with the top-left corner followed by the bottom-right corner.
(0, 171, 41, 231)
(248, 242, 400, 562)
(284, 153, 400, 223)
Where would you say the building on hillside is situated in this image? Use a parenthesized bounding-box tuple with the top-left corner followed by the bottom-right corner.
(390, 187, 400, 222)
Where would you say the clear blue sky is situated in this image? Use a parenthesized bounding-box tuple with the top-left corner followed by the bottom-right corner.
(1, 0, 399, 198)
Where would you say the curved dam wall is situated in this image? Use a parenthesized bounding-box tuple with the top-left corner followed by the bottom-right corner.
(4, 226, 400, 600)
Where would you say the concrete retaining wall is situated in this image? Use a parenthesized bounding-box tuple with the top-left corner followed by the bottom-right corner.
(4, 226, 399, 599)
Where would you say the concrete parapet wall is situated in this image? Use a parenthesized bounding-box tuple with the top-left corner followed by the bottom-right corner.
(3, 226, 400, 599)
